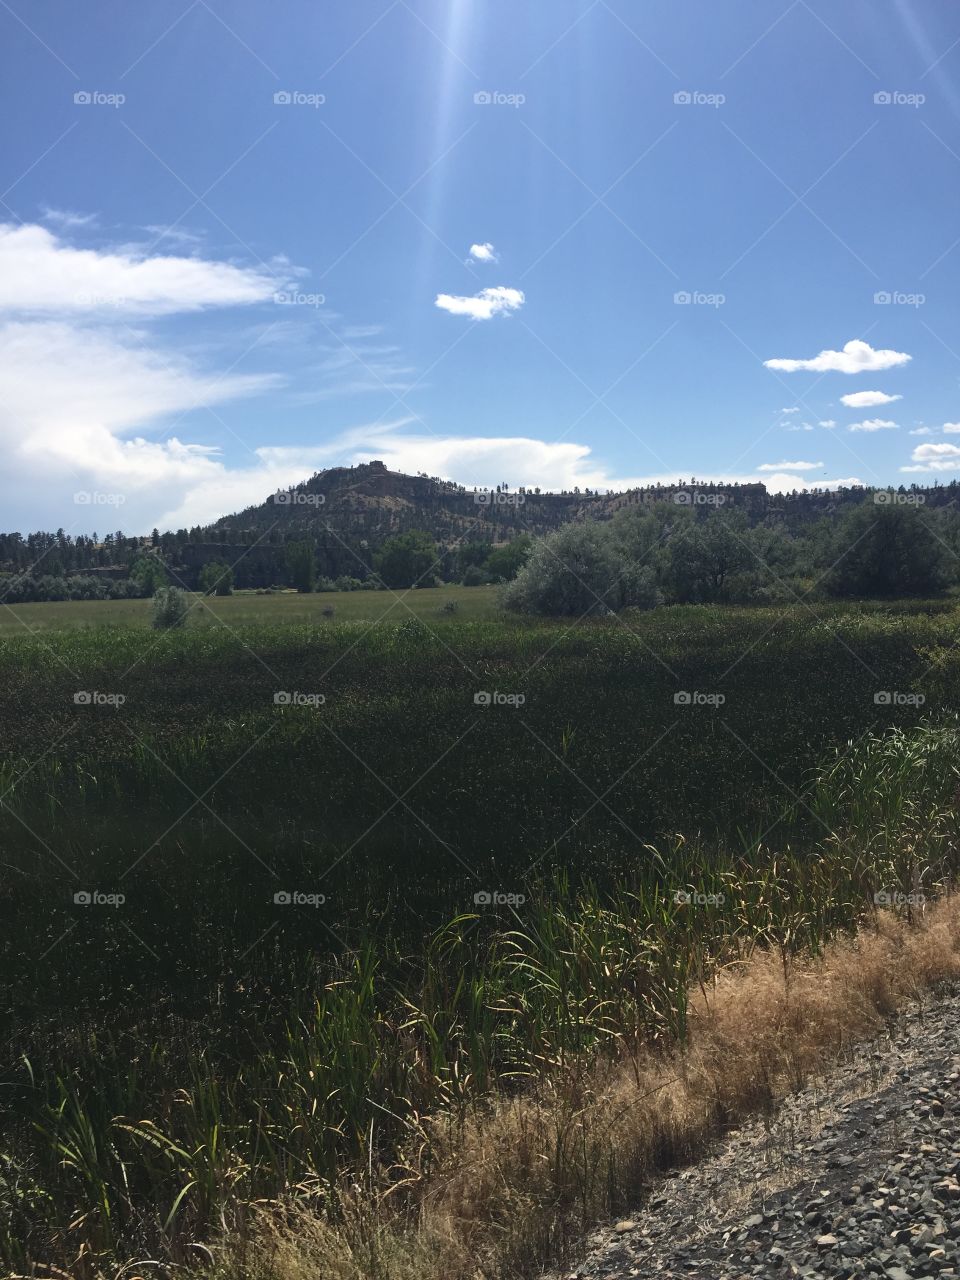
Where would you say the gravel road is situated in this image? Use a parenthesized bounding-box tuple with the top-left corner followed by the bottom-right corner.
(550, 989, 960, 1280)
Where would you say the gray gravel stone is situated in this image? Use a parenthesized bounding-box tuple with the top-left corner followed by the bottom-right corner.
(539, 988, 960, 1280)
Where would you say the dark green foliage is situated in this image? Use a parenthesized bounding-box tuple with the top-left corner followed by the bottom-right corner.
(129, 553, 168, 594)
(374, 529, 438, 588)
(824, 502, 949, 598)
(285, 540, 316, 593)
(198, 560, 233, 596)
(485, 534, 532, 581)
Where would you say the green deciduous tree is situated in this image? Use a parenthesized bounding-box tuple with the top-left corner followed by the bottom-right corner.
(285, 541, 317, 594)
(823, 502, 948, 598)
(198, 561, 233, 596)
(374, 530, 437, 589)
(486, 535, 532, 582)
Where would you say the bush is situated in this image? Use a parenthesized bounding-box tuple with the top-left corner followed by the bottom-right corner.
(151, 586, 189, 630)
(504, 525, 659, 617)
(462, 565, 490, 587)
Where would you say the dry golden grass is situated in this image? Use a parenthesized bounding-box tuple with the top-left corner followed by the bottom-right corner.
(213, 898, 960, 1280)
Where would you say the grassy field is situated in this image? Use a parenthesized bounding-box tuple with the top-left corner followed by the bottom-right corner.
(0, 583, 503, 634)
(2, 600, 960, 1273)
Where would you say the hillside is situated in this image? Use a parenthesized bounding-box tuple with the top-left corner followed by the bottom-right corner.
(4, 464, 960, 592)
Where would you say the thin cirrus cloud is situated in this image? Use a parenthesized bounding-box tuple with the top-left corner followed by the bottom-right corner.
(764, 339, 911, 374)
(468, 242, 498, 263)
(0, 222, 286, 315)
(848, 418, 899, 432)
(435, 285, 525, 320)
(40, 206, 99, 230)
(757, 460, 824, 472)
(819, 420, 837, 428)
(902, 442, 960, 472)
(840, 390, 903, 408)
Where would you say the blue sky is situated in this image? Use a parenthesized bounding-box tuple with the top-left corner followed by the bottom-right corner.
(1, 0, 959, 532)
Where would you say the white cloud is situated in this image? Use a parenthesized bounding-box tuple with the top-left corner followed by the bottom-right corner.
(849, 418, 899, 432)
(435, 285, 524, 320)
(785, 421, 815, 431)
(840, 390, 903, 408)
(759, 473, 861, 492)
(943, 423, 960, 434)
(468, 242, 498, 263)
(779, 406, 800, 414)
(764, 339, 912, 374)
(757, 460, 824, 472)
(910, 427, 933, 436)
(0, 222, 285, 316)
(902, 442, 960, 472)
(0, 318, 290, 530)
(819, 420, 837, 428)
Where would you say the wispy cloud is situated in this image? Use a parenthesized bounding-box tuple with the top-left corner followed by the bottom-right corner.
(757, 460, 824, 471)
(40, 206, 98, 230)
(0, 222, 286, 316)
(143, 224, 207, 250)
